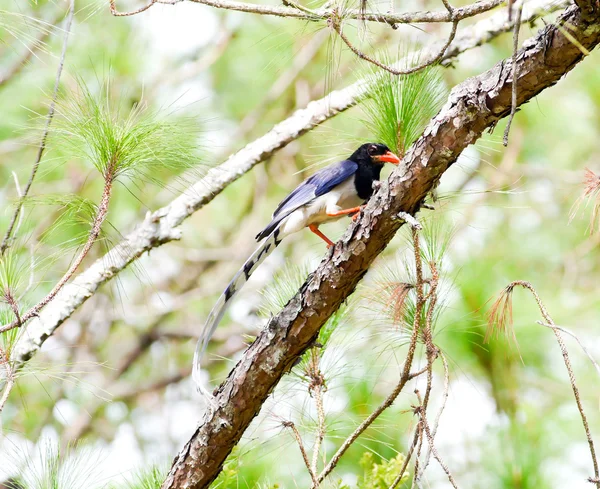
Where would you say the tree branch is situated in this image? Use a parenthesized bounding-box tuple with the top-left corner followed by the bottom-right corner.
(162, 6, 600, 488)
(116, 0, 505, 25)
(9, 0, 561, 369)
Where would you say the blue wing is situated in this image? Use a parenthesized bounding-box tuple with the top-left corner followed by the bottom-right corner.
(255, 159, 358, 241)
(272, 159, 358, 220)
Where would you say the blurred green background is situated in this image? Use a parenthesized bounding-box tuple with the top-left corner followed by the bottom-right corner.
(0, 0, 599, 487)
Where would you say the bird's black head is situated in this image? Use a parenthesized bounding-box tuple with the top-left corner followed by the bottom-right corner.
(349, 143, 401, 166)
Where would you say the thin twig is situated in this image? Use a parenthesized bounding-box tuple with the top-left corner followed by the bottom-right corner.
(330, 13, 458, 76)
(389, 426, 421, 489)
(310, 373, 326, 476)
(419, 408, 459, 488)
(283, 421, 319, 487)
(411, 417, 425, 489)
(537, 321, 600, 377)
(417, 350, 450, 481)
(1, 176, 114, 332)
(503, 4, 523, 146)
(0, 0, 75, 256)
(512, 281, 600, 487)
(109, 0, 181, 16)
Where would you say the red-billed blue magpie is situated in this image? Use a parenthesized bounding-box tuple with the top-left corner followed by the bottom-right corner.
(193, 143, 400, 386)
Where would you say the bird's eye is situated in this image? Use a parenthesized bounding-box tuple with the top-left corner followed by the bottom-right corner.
(368, 145, 377, 155)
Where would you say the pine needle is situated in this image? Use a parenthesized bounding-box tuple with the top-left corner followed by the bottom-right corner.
(485, 283, 518, 348)
(51, 78, 202, 185)
(570, 168, 600, 233)
(361, 52, 447, 156)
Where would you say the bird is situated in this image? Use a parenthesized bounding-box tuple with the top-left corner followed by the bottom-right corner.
(192, 143, 400, 389)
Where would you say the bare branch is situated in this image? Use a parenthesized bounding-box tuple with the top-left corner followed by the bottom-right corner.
(184, 0, 504, 25)
(417, 350, 450, 481)
(8, 0, 552, 368)
(512, 281, 600, 486)
(330, 0, 458, 76)
(419, 408, 459, 488)
(282, 421, 319, 487)
(389, 426, 420, 489)
(162, 7, 600, 488)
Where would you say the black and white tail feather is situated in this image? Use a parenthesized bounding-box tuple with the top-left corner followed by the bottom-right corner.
(192, 227, 283, 391)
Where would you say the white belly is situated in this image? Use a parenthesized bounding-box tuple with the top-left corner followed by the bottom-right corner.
(279, 178, 364, 237)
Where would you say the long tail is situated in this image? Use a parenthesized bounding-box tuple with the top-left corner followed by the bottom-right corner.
(192, 227, 283, 390)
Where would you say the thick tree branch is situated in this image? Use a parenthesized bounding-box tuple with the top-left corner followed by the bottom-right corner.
(162, 6, 600, 488)
(8, 0, 554, 368)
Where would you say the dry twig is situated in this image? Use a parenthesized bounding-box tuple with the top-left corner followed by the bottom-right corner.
(418, 403, 459, 488)
(283, 421, 319, 487)
(488, 281, 600, 487)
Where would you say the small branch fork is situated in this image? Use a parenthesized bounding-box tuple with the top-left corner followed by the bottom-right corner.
(490, 281, 600, 487)
(329, 2, 458, 76)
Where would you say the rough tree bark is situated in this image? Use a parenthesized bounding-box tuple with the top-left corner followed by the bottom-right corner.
(162, 5, 600, 488)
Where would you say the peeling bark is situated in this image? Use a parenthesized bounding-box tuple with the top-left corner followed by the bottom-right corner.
(162, 6, 600, 489)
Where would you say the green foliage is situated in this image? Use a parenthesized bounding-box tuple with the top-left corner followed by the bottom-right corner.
(362, 57, 447, 156)
(0, 305, 21, 355)
(52, 78, 202, 184)
(24, 194, 100, 246)
(13, 442, 104, 489)
(212, 449, 241, 489)
(0, 248, 27, 300)
(112, 466, 166, 489)
(357, 452, 409, 489)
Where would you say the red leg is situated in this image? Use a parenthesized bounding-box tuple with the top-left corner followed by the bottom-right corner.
(309, 224, 335, 248)
(326, 205, 363, 218)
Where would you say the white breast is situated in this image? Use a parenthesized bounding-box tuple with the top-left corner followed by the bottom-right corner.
(278, 177, 363, 237)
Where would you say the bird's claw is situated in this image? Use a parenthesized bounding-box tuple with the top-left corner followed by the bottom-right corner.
(351, 205, 366, 221)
